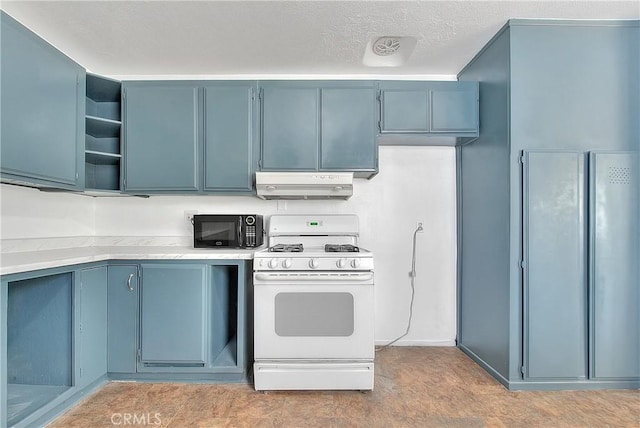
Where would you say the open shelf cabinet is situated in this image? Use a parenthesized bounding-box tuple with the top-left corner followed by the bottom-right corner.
(6, 273, 73, 426)
(85, 74, 122, 191)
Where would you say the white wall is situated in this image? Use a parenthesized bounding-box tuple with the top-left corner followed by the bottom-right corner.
(0, 184, 95, 240)
(94, 146, 458, 345)
(0, 148, 456, 345)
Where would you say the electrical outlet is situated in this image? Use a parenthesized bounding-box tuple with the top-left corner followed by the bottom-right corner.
(416, 221, 424, 232)
(184, 210, 198, 224)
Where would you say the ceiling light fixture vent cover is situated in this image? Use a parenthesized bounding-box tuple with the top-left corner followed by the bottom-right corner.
(372, 37, 401, 56)
(363, 36, 417, 67)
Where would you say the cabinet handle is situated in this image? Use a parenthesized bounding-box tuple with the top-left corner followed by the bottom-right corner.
(127, 273, 135, 292)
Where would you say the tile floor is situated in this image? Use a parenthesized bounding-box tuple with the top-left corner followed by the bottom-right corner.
(50, 347, 639, 427)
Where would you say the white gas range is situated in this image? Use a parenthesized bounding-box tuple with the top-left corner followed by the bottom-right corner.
(252, 214, 375, 391)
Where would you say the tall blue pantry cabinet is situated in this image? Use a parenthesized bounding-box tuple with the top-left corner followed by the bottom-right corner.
(457, 19, 639, 390)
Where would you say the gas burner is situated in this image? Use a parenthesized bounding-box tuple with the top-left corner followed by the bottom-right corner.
(269, 243, 304, 253)
(325, 244, 360, 253)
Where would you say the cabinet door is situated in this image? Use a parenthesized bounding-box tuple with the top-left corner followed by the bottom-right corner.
(123, 84, 199, 191)
(204, 85, 256, 192)
(261, 86, 319, 170)
(0, 11, 83, 188)
(522, 151, 587, 379)
(321, 88, 376, 171)
(77, 267, 107, 387)
(590, 152, 639, 379)
(380, 89, 429, 132)
(139, 264, 207, 365)
(107, 265, 138, 373)
(430, 86, 478, 133)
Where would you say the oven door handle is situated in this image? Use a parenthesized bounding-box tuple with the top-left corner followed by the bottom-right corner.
(254, 272, 373, 282)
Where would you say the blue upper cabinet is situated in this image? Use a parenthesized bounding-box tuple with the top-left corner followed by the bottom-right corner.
(203, 83, 258, 192)
(123, 82, 200, 192)
(260, 81, 378, 178)
(377, 81, 479, 146)
(0, 11, 84, 189)
(122, 81, 258, 194)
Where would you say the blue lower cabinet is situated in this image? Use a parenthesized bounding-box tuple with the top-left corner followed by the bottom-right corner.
(2, 270, 74, 427)
(139, 264, 208, 366)
(107, 265, 139, 374)
(0, 260, 248, 426)
(76, 267, 108, 388)
(106, 260, 248, 379)
(6, 274, 73, 424)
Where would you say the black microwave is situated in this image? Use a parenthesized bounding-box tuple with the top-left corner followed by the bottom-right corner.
(193, 215, 263, 249)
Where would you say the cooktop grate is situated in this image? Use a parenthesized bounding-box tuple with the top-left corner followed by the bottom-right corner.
(268, 243, 304, 253)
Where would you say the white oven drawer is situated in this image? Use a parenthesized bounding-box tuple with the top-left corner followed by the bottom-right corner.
(253, 275, 374, 360)
(254, 362, 374, 391)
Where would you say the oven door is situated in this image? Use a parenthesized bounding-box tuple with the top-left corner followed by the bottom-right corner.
(253, 271, 374, 360)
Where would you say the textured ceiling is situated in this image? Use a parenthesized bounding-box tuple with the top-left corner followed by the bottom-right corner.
(2, 1, 638, 79)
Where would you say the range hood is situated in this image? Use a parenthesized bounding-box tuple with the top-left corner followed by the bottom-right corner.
(256, 172, 353, 200)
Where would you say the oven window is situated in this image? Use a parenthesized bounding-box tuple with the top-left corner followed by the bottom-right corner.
(274, 292, 354, 337)
(200, 222, 236, 241)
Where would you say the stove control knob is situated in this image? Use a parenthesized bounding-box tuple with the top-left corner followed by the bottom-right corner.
(350, 259, 361, 269)
(268, 259, 279, 269)
(308, 258, 320, 269)
(282, 258, 293, 269)
(337, 258, 348, 268)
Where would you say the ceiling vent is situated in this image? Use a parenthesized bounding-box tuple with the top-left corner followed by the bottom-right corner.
(372, 37, 401, 56)
(363, 36, 417, 67)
